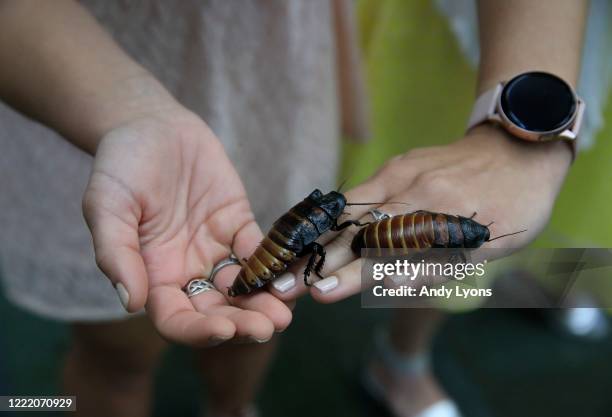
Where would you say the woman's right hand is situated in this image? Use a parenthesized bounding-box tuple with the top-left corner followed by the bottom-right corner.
(83, 106, 292, 346)
(0, 0, 293, 347)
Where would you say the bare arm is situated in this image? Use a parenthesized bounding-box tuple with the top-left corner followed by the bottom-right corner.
(0, 0, 175, 154)
(478, 0, 587, 91)
(280, 0, 591, 303)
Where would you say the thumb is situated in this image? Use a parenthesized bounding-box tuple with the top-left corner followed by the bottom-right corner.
(82, 186, 148, 313)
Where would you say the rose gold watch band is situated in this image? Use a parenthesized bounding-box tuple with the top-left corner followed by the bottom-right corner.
(467, 84, 504, 130)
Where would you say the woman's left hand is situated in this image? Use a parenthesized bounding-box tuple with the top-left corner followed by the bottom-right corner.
(273, 125, 572, 302)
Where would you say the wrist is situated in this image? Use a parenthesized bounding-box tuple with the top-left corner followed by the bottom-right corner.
(461, 124, 572, 181)
(74, 72, 183, 154)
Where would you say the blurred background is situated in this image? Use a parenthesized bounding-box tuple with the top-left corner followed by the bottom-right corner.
(2, 289, 612, 417)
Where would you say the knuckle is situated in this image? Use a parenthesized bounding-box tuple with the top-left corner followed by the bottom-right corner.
(377, 155, 404, 176)
(373, 159, 414, 192)
(413, 171, 454, 192)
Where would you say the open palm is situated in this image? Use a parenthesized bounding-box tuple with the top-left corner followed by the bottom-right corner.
(83, 111, 291, 346)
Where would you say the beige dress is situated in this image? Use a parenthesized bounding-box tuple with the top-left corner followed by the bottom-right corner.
(0, 0, 352, 321)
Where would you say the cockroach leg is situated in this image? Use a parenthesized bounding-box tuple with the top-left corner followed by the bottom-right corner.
(314, 248, 326, 279)
(332, 219, 368, 232)
(303, 242, 326, 285)
(230, 189, 355, 296)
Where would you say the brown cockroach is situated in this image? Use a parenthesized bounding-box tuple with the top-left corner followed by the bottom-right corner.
(351, 210, 525, 255)
(229, 189, 377, 297)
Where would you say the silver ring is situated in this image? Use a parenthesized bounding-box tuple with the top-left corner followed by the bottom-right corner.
(370, 209, 391, 221)
(183, 255, 242, 298)
(209, 255, 242, 284)
(184, 278, 216, 298)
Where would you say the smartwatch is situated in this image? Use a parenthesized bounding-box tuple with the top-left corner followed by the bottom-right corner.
(467, 71, 585, 152)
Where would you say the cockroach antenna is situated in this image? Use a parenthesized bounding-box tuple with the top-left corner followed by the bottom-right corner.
(486, 229, 527, 242)
(336, 178, 349, 193)
(346, 201, 410, 206)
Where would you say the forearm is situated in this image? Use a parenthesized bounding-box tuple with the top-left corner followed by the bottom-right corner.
(0, 0, 177, 154)
(475, 0, 589, 166)
(477, 0, 588, 92)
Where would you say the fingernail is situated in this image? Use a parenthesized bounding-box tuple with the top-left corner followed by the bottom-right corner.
(272, 273, 296, 293)
(313, 276, 338, 294)
(249, 336, 271, 344)
(208, 336, 231, 347)
(115, 283, 130, 310)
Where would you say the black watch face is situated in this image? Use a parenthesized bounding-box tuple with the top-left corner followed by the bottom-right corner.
(500, 72, 576, 133)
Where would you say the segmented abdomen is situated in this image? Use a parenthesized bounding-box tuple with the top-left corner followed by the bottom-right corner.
(351, 211, 465, 255)
(229, 227, 298, 297)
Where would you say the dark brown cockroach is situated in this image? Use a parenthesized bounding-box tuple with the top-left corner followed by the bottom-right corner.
(229, 189, 375, 297)
(351, 210, 525, 255)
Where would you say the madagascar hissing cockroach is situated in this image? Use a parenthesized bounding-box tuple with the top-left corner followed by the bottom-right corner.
(351, 210, 525, 255)
(229, 189, 372, 297)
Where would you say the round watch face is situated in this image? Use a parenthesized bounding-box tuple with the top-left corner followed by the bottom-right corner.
(500, 72, 576, 133)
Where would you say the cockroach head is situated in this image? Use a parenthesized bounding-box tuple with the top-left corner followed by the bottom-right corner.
(308, 189, 347, 219)
(459, 217, 490, 248)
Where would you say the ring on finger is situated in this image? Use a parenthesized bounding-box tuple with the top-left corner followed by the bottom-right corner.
(369, 209, 391, 221)
(183, 255, 242, 298)
(208, 255, 242, 284)
(184, 278, 216, 298)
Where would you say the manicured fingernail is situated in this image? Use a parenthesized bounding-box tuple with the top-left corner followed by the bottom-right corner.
(208, 336, 231, 347)
(313, 276, 338, 294)
(115, 283, 129, 310)
(272, 273, 296, 293)
(249, 336, 271, 344)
